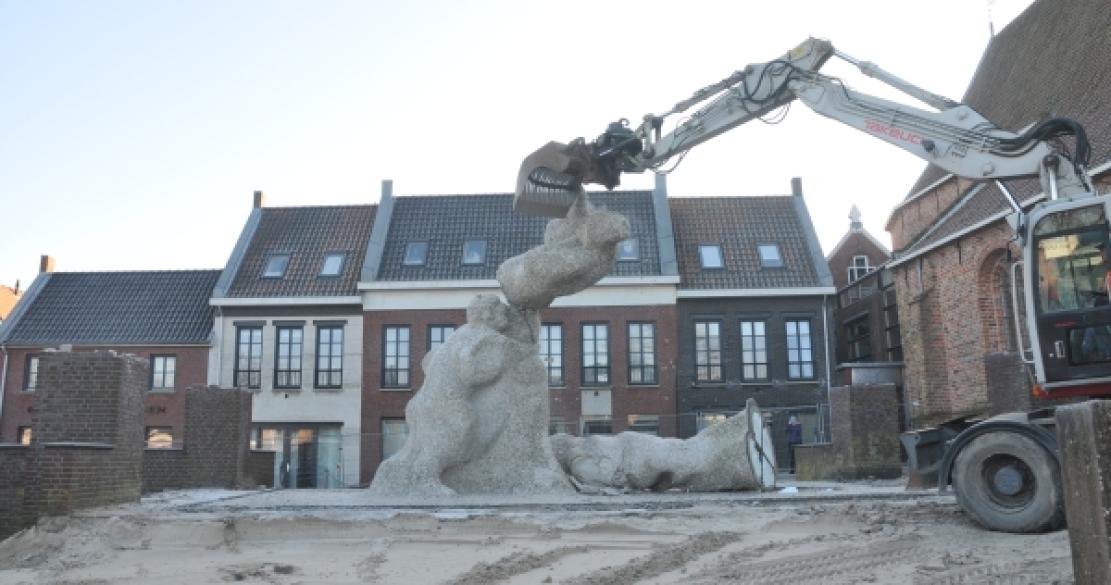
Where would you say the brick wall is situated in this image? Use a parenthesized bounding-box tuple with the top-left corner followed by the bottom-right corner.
(0, 351, 146, 539)
(0, 446, 32, 538)
(1, 345, 208, 444)
(361, 304, 678, 485)
(795, 384, 902, 480)
(142, 386, 253, 491)
(676, 296, 829, 438)
(886, 177, 977, 251)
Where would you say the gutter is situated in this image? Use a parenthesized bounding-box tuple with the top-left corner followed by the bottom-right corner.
(0, 345, 7, 434)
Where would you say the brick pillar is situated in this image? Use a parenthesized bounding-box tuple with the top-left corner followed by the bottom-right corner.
(795, 384, 902, 480)
(29, 351, 146, 517)
(183, 386, 252, 488)
(1056, 401, 1111, 585)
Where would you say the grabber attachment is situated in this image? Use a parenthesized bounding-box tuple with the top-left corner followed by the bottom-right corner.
(514, 141, 589, 217)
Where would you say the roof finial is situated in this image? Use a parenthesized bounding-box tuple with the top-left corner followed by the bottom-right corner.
(849, 205, 863, 231)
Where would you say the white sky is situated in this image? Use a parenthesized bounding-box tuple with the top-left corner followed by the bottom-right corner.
(0, 0, 1035, 289)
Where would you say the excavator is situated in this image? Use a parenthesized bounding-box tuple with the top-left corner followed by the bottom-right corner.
(513, 38, 1107, 534)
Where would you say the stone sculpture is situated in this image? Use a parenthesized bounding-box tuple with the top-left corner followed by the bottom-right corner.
(369, 190, 631, 496)
(550, 399, 777, 492)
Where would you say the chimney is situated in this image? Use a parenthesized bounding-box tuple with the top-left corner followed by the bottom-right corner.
(791, 177, 803, 197)
(40, 255, 55, 273)
(13, 279, 20, 295)
(253, 190, 265, 209)
(381, 179, 393, 202)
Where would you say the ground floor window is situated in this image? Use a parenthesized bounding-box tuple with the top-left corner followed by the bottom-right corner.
(549, 417, 572, 435)
(626, 414, 659, 435)
(582, 416, 612, 436)
(251, 424, 344, 488)
(17, 426, 32, 445)
(381, 418, 408, 461)
(145, 426, 174, 449)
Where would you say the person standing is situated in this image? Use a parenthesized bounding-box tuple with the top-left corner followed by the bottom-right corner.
(786, 415, 803, 474)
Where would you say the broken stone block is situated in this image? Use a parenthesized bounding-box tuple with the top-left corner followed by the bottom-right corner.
(550, 399, 776, 492)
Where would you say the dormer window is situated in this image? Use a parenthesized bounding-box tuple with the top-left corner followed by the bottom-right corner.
(462, 239, 487, 265)
(403, 242, 429, 266)
(699, 244, 723, 269)
(262, 253, 290, 278)
(757, 243, 784, 268)
(617, 238, 640, 261)
(319, 252, 346, 277)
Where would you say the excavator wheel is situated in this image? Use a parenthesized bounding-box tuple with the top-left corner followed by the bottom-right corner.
(951, 431, 1065, 533)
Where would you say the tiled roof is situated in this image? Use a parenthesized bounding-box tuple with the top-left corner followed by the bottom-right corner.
(1, 270, 220, 346)
(897, 0, 1111, 257)
(226, 205, 376, 297)
(669, 196, 826, 290)
(376, 191, 660, 281)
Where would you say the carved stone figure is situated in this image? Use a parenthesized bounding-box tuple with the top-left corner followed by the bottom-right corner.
(369, 191, 630, 496)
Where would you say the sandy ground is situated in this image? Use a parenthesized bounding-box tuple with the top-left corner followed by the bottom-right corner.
(0, 483, 1075, 585)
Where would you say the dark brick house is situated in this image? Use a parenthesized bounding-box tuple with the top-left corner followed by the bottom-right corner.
(826, 206, 891, 291)
(0, 263, 219, 447)
(885, 0, 1111, 427)
(210, 190, 377, 488)
(669, 178, 835, 467)
(358, 177, 681, 484)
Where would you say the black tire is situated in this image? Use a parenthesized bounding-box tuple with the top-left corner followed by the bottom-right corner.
(951, 431, 1065, 533)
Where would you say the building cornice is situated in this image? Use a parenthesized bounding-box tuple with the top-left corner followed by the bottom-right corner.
(677, 287, 835, 299)
(210, 296, 362, 307)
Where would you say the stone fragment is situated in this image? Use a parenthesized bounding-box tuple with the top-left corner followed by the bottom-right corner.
(550, 399, 776, 492)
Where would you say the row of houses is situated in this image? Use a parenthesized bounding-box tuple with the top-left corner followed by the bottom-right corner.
(0, 176, 844, 488)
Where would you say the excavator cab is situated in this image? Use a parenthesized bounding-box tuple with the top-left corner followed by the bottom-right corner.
(1024, 198, 1111, 397)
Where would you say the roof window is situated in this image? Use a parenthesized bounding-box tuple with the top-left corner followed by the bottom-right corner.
(320, 252, 346, 277)
(757, 244, 784, 268)
(617, 238, 640, 261)
(262, 253, 290, 278)
(462, 239, 487, 265)
(403, 242, 429, 266)
(699, 245, 724, 269)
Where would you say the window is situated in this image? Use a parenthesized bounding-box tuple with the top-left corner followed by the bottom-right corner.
(694, 321, 723, 382)
(24, 355, 39, 391)
(582, 417, 612, 436)
(403, 241, 429, 266)
(150, 355, 176, 391)
(740, 321, 768, 380)
(428, 325, 456, 351)
(846, 316, 872, 362)
(1036, 227, 1107, 313)
(549, 417, 572, 435)
(617, 238, 640, 261)
(627, 414, 660, 436)
(758, 244, 784, 268)
(699, 245, 724, 269)
(383, 326, 410, 387)
(319, 252, 346, 277)
(262, 253, 290, 278)
(540, 324, 564, 386)
(462, 239, 487, 265)
(581, 323, 609, 385)
(848, 255, 872, 282)
(315, 325, 344, 388)
(697, 412, 728, 432)
(382, 418, 408, 460)
(145, 427, 174, 449)
(17, 427, 32, 446)
(627, 322, 657, 385)
(786, 319, 816, 379)
(234, 326, 263, 389)
(275, 326, 303, 388)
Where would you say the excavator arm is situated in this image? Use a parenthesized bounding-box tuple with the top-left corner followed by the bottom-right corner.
(515, 37, 1094, 229)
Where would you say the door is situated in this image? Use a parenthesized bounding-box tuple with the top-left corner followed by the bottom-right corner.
(253, 425, 342, 489)
(1030, 203, 1111, 383)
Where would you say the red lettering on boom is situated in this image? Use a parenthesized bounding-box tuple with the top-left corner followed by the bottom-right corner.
(864, 119, 922, 145)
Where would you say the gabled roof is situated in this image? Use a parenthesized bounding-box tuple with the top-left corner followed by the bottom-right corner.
(893, 0, 1111, 260)
(0, 270, 220, 346)
(223, 205, 376, 298)
(669, 194, 832, 291)
(375, 191, 661, 281)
